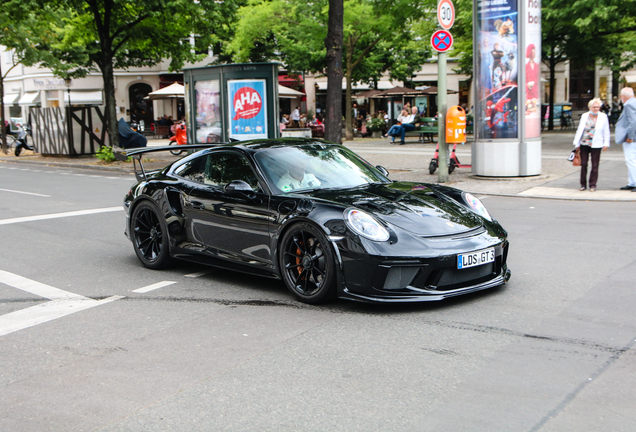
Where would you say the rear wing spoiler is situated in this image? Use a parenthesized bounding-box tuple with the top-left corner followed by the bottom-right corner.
(115, 144, 221, 181)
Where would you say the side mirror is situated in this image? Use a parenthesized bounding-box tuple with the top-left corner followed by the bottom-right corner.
(224, 180, 255, 197)
(376, 165, 390, 177)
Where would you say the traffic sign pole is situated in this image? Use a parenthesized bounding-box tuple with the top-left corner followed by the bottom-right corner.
(434, 0, 454, 182)
(438, 51, 448, 183)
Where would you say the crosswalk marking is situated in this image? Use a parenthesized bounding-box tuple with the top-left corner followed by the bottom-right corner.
(132, 281, 177, 293)
(0, 270, 124, 338)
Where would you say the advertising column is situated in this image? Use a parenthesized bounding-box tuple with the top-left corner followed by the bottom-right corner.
(523, 0, 541, 138)
(473, 0, 541, 177)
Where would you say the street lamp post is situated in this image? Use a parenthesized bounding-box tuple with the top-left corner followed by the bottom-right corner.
(64, 78, 72, 147)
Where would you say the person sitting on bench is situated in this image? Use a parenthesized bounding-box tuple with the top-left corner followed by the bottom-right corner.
(388, 107, 421, 145)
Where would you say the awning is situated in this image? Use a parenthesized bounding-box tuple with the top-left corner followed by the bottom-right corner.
(64, 90, 103, 105)
(145, 82, 185, 100)
(315, 80, 398, 91)
(18, 92, 40, 105)
(278, 74, 303, 86)
(278, 84, 304, 99)
(3, 93, 19, 104)
(372, 86, 458, 97)
(624, 75, 636, 83)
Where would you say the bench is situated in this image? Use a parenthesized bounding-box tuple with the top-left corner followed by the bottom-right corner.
(403, 118, 438, 143)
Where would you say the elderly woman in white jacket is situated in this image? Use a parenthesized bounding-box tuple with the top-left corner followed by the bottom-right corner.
(573, 98, 610, 191)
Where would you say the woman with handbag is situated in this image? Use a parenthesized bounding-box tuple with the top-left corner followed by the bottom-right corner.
(573, 98, 610, 191)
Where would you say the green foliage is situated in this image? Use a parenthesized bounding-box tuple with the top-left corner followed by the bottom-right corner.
(95, 145, 117, 162)
(0, 0, 69, 152)
(95, 145, 130, 162)
(366, 117, 386, 132)
(227, 0, 434, 139)
(227, 0, 433, 81)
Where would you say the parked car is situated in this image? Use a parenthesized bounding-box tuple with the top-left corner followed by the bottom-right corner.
(119, 139, 511, 304)
(542, 103, 573, 129)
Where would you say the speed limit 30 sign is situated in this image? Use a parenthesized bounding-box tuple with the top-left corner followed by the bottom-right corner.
(437, 0, 455, 30)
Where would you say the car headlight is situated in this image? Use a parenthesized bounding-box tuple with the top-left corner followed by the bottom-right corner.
(345, 209, 390, 241)
(463, 192, 492, 221)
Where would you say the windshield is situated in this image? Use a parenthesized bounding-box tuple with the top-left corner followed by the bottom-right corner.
(255, 145, 390, 193)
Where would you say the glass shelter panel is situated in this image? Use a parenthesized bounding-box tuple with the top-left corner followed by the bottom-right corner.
(195, 80, 222, 143)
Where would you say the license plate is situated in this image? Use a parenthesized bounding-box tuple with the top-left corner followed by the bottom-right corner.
(457, 248, 495, 269)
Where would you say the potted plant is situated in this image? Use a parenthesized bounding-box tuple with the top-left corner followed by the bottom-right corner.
(367, 117, 386, 138)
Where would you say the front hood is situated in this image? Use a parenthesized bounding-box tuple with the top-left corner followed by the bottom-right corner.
(307, 182, 483, 236)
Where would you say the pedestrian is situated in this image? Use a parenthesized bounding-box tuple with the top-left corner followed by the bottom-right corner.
(614, 87, 636, 191)
(290, 106, 300, 128)
(572, 98, 610, 192)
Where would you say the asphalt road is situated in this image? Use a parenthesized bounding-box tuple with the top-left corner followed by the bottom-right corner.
(0, 163, 635, 431)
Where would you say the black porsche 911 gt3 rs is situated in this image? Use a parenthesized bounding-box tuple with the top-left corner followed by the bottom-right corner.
(121, 139, 510, 304)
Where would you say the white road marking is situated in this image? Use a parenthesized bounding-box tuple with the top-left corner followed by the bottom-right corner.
(0, 206, 122, 226)
(0, 188, 50, 197)
(132, 281, 177, 293)
(0, 270, 124, 337)
(185, 271, 213, 278)
(0, 271, 84, 300)
(0, 296, 124, 337)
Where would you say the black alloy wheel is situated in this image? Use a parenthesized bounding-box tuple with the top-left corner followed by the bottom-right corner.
(131, 201, 172, 269)
(279, 222, 336, 304)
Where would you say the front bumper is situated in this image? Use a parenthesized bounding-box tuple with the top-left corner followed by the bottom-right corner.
(337, 239, 510, 303)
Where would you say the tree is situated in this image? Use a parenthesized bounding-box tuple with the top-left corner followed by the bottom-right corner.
(227, 0, 431, 141)
(35, 0, 237, 148)
(541, 0, 636, 129)
(325, 0, 344, 143)
(0, 0, 62, 154)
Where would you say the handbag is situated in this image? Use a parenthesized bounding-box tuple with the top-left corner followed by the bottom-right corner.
(572, 148, 581, 166)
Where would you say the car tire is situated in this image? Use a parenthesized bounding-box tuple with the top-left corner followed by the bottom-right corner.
(429, 159, 437, 175)
(131, 201, 173, 269)
(279, 222, 336, 304)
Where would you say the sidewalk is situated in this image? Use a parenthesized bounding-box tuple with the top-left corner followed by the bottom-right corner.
(1, 133, 635, 202)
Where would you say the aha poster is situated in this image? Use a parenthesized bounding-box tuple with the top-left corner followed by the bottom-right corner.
(228, 79, 268, 140)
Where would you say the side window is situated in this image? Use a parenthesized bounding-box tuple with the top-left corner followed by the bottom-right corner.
(215, 153, 261, 191)
(175, 153, 260, 191)
(173, 156, 207, 184)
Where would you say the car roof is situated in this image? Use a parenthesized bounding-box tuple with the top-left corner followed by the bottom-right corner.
(204, 138, 339, 155)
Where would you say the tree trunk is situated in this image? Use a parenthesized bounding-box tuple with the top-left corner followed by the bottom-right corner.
(99, 55, 119, 148)
(324, 0, 343, 144)
(0, 62, 7, 154)
(548, 47, 556, 131)
(344, 36, 353, 141)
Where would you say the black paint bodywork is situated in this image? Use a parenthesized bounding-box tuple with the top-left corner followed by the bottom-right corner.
(122, 139, 510, 303)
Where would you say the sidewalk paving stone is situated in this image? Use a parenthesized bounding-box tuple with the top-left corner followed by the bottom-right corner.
(1, 133, 635, 202)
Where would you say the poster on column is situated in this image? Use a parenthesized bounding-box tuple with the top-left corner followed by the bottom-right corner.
(524, 0, 541, 138)
(476, 0, 519, 139)
(228, 79, 268, 140)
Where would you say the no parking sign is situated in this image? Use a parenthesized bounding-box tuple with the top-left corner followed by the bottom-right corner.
(431, 30, 453, 53)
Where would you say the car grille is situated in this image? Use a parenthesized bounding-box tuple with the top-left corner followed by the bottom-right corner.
(433, 263, 495, 290)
